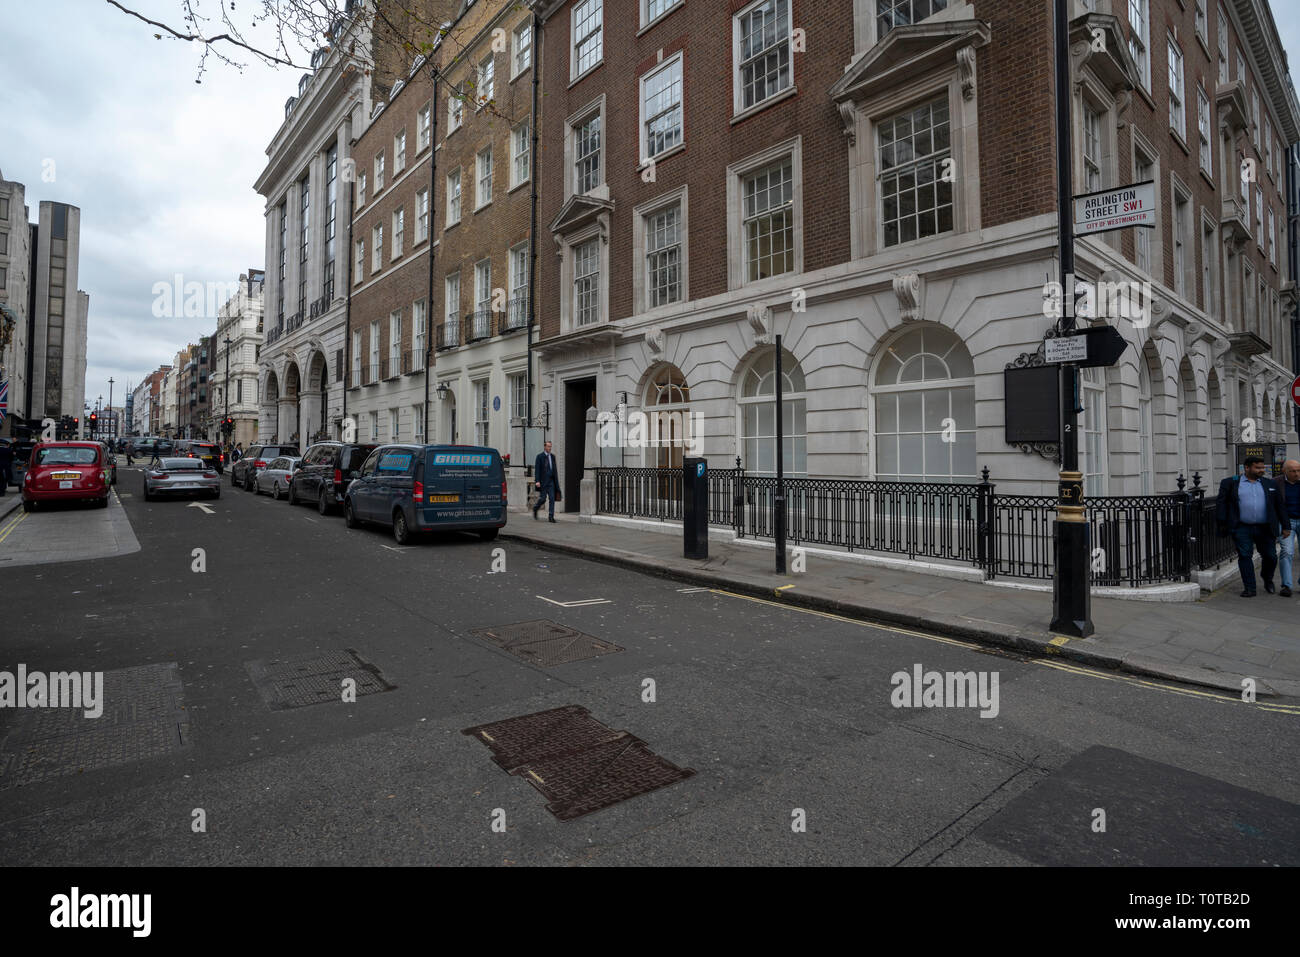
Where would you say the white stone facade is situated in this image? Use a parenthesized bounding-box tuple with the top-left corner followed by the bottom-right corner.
(213, 272, 266, 448)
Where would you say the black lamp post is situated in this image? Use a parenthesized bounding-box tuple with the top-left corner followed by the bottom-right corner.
(223, 335, 232, 444)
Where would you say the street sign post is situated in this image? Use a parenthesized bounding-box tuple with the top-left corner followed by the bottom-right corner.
(1045, 326, 1128, 368)
(1073, 180, 1156, 235)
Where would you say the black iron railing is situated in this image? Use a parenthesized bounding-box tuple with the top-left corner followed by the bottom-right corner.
(594, 465, 1238, 587)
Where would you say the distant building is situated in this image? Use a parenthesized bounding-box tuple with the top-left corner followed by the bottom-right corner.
(27, 201, 88, 422)
(0, 168, 31, 437)
(213, 270, 265, 447)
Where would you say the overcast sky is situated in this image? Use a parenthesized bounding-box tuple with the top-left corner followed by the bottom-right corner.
(3, 0, 1300, 415)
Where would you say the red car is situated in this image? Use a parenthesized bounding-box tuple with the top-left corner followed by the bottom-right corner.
(21, 441, 111, 511)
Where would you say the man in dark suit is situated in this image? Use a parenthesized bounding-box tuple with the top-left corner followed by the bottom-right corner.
(1217, 455, 1287, 597)
(533, 440, 559, 522)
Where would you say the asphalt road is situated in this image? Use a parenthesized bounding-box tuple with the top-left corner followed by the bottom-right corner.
(0, 463, 1297, 866)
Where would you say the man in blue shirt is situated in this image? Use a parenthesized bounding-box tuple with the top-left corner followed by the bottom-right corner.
(1276, 459, 1300, 597)
(1217, 456, 1287, 597)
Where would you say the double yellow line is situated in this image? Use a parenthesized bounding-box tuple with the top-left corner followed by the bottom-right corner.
(0, 508, 28, 545)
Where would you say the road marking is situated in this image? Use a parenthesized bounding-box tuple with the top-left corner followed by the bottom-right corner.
(303, 517, 317, 523)
(187, 502, 215, 515)
(0, 511, 29, 545)
(676, 586, 710, 593)
(775, 584, 796, 596)
(379, 544, 403, 552)
(707, 587, 1300, 716)
(536, 595, 612, 607)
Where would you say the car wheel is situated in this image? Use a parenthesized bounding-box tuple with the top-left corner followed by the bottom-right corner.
(344, 499, 360, 529)
(142, 484, 151, 502)
(393, 509, 411, 545)
(245, 472, 255, 492)
(230, 471, 238, 487)
(317, 489, 332, 516)
(211, 487, 221, 500)
(287, 481, 298, 506)
(98, 495, 110, 508)
(272, 482, 282, 501)
(478, 528, 499, 542)
(22, 499, 34, 512)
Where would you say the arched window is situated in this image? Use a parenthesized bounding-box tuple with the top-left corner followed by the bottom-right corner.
(645, 364, 690, 470)
(1081, 367, 1108, 495)
(1137, 359, 1154, 494)
(873, 324, 975, 482)
(739, 348, 806, 476)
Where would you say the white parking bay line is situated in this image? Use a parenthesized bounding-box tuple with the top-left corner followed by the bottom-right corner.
(536, 595, 612, 607)
(676, 587, 710, 593)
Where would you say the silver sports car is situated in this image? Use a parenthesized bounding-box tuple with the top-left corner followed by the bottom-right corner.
(142, 457, 221, 500)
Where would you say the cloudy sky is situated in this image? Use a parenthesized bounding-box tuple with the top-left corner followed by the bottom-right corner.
(3, 0, 1300, 416)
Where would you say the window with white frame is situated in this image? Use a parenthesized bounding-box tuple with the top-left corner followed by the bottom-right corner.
(389, 310, 401, 372)
(1202, 218, 1216, 311)
(413, 403, 424, 441)
(735, 0, 791, 114)
(448, 92, 464, 131)
(743, 159, 794, 279)
(1244, 262, 1255, 332)
(645, 364, 691, 470)
(394, 129, 406, 174)
(1217, 5, 1229, 83)
(642, 54, 683, 159)
(646, 202, 682, 307)
(413, 299, 426, 369)
(1083, 101, 1102, 191)
(352, 330, 362, 383)
(740, 348, 807, 476)
(1168, 37, 1184, 137)
(1137, 359, 1153, 493)
(572, 0, 603, 77)
(878, 0, 949, 41)
(879, 97, 953, 247)
(513, 21, 532, 77)
(370, 411, 379, 442)
(358, 172, 367, 206)
(509, 243, 529, 327)
(474, 259, 492, 338)
(1251, 88, 1259, 146)
(416, 188, 429, 242)
(474, 379, 490, 446)
(1197, 86, 1212, 173)
(476, 146, 493, 208)
(1269, 208, 1276, 264)
(369, 320, 380, 383)
(1255, 185, 1263, 242)
(1128, 0, 1150, 90)
(873, 324, 976, 482)
(372, 224, 383, 271)
(354, 239, 365, 283)
(644, 0, 681, 26)
(444, 272, 460, 346)
(446, 168, 462, 225)
(512, 122, 530, 188)
(574, 237, 601, 325)
(1194, 0, 1207, 46)
(418, 104, 431, 150)
(1081, 367, 1108, 495)
(574, 112, 601, 194)
(1173, 187, 1190, 296)
(1237, 46, 1245, 82)
(389, 407, 399, 441)
(375, 150, 385, 192)
(477, 53, 495, 107)
(392, 208, 404, 258)
(509, 373, 527, 421)
(1264, 118, 1272, 177)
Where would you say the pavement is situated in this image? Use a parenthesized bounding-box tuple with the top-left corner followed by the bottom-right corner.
(502, 505, 1300, 699)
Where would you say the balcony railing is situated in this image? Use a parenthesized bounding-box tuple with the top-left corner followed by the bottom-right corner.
(466, 308, 492, 342)
(504, 293, 529, 331)
(368, 361, 380, 384)
(438, 316, 459, 350)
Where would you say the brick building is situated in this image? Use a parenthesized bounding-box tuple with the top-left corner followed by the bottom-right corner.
(526, 0, 1300, 507)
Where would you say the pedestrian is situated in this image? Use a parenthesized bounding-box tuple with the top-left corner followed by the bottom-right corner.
(0, 439, 12, 497)
(1276, 459, 1300, 598)
(532, 440, 560, 523)
(1217, 455, 1287, 597)
(232, 443, 243, 462)
(126, 439, 135, 467)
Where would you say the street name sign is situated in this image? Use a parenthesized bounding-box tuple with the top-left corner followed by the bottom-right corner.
(1045, 326, 1128, 368)
(1073, 180, 1156, 235)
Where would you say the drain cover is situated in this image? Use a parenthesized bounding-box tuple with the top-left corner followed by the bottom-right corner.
(245, 648, 394, 710)
(464, 705, 694, 821)
(471, 619, 623, 666)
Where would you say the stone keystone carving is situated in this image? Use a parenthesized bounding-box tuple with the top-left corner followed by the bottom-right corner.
(957, 46, 977, 101)
(747, 303, 772, 344)
(892, 272, 924, 323)
(645, 326, 665, 355)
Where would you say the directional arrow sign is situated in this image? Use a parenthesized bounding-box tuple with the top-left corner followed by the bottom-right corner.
(1046, 325, 1128, 368)
(187, 501, 215, 515)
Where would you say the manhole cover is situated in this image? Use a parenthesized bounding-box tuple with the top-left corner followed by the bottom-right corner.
(471, 620, 623, 667)
(245, 648, 395, 710)
(464, 705, 694, 821)
(462, 704, 628, 771)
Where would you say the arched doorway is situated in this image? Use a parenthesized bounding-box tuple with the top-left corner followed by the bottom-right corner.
(643, 363, 690, 472)
(738, 346, 807, 476)
(263, 370, 281, 443)
(306, 351, 329, 442)
(283, 362, 302, 445)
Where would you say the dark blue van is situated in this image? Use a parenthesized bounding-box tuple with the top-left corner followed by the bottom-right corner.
(343, 444, 507, 545)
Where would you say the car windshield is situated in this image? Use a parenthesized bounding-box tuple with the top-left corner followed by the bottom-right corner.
(37, 447, 98, 465)
(158, 458, 203, 470)
(193, 445, 217, 454)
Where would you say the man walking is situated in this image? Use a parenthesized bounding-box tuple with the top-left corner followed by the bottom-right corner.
(533, 440, 560, 523)
(1217, 456, 1287, 597)
(1276, 459, 1300, 598)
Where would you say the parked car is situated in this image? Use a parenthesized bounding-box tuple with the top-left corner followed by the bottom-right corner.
(254, 456, 302, 499)
(96, 441, 118, 486)
(230, 443, 299, 490)
(288, 441, 378, 515)
(21, 441, 111, 511)
(343, 444, 507, 545)
(142, 457, 221, 501)
(133, 437, 173, 458)
(175, 439, 224, 473)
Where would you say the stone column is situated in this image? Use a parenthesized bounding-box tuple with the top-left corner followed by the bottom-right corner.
(580, 405, 598, 518)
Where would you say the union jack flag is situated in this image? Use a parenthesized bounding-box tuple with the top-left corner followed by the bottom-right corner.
(0, 378, 8, 424)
